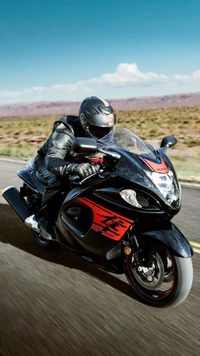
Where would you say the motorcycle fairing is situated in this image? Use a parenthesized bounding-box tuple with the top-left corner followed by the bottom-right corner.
(99, 129, 181, 211)
(78, 197, 133, 240)
(139, 156, 169, 173)
(57, 195, 133, 258)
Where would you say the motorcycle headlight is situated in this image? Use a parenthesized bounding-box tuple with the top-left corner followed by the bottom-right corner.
(120, 189, 142, 208)
(145, 170, 180, 205)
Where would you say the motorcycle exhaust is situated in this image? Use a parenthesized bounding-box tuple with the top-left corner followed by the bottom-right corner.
(2, 186, 32, 222)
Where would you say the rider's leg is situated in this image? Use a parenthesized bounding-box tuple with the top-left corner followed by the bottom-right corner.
(34, 155, 63, 239)
(26, 155, 69, 240)
(37, 182, 61, 240)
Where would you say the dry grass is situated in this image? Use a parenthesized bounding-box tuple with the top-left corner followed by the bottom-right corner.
(0, 106, 200, 181)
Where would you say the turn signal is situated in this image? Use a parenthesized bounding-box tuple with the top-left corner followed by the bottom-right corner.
(124, 246, 132, 255)
(120, 189, 142, 208)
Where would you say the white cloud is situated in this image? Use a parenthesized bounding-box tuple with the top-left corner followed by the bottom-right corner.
(88, 63, 169, 87)
(1, 63, 200, 99)
(193, 71, 200, 79)
(0, 90, 22, 98)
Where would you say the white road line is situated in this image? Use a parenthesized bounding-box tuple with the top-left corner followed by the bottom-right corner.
(0, 158, 26, 164)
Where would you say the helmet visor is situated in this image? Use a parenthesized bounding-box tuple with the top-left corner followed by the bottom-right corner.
(89, 125, 114, 139)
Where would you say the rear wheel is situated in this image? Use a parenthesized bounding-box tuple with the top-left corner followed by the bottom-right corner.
(124, 249, 193, 308)
(31, 230, 58, 248)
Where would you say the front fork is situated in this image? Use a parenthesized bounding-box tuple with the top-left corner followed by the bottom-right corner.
(123, 227, 156, 268)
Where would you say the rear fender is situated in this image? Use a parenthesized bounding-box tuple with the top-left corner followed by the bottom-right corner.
(138, 223, 193, 257)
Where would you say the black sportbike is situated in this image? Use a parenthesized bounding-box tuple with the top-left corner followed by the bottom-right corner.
(3, 128, 193, 308)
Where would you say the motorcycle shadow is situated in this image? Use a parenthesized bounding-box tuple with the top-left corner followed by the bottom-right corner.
(0, 203, 140, 302)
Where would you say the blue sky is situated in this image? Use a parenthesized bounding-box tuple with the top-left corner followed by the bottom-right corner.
(0, 0, 200, 104)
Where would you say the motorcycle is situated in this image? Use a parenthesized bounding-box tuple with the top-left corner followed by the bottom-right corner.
(2, 128, 193, 308)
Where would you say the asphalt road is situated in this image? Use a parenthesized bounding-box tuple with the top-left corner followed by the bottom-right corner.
(0, 159, 200, 356)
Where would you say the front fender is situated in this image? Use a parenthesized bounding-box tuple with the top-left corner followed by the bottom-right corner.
(139, 223, 193, 258)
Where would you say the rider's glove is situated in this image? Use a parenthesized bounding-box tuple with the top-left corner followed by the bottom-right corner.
(66, 162, 100, 179)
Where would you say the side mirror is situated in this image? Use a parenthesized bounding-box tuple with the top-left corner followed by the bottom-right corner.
(72, 137, 98, 154)
(160, 135, 177, 150)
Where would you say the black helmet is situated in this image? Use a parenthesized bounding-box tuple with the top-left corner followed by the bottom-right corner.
(78, 96, 116, 140)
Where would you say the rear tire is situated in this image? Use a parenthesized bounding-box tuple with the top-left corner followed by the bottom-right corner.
(124, 250, 193, 308)
(32, 230, 59, 249)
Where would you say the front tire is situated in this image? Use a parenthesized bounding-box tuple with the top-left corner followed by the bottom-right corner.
(124, 250, 193, 308)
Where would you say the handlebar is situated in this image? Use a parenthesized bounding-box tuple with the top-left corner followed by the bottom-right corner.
(68, 148, 121, 185)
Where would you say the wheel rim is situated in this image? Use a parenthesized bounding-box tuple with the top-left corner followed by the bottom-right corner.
(127, 250, 176, 300)
(33, 231, 50, 246)
(132, 253, 165, 290)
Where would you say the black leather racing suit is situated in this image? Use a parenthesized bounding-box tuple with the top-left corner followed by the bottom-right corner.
(36, 115, 86, 183)
(35, 115, 88, 233)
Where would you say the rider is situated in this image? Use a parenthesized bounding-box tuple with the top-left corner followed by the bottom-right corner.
(25, 96, 116, 240)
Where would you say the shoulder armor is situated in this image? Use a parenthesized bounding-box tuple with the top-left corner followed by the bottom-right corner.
(53, 116, 77, 137)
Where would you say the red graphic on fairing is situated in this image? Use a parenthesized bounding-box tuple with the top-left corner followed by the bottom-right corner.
(77, 197, 133, 240)
(140, 157, 169, 173)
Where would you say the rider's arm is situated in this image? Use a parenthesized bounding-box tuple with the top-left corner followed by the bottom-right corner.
(44, 123, 75, 176)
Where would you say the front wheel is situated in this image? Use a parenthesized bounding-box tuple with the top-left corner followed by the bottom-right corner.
(124, 250, 193, 308)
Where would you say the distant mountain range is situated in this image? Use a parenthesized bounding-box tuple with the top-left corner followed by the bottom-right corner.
(0, 92, 200, 117)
